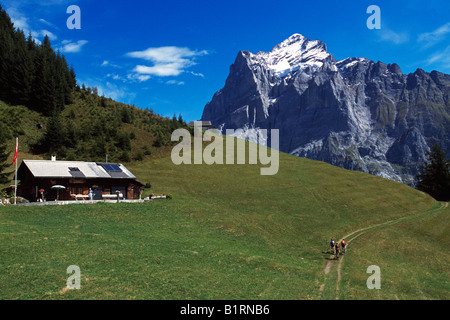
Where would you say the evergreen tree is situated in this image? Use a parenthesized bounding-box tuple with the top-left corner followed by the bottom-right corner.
(69, 66, 77, 89)
(416, 144, 450, 201)
(120, 107, 132, 123)
(26, 32, 36, 96)
(90, 136, 107, 160)
(61, 54, 74, 104)
(119, 150, 131, 162)
(10, 29, 32, 105)
(0, 4, 15, 103)
(177, 113, 184, 125)
(152, 131, 164, 148)
(39, 111, 67, 155)
(0, 6, 76, 113)
(115, 132, 131, 151)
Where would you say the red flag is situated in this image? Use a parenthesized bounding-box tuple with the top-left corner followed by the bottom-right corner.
(12, 138, 18, 165)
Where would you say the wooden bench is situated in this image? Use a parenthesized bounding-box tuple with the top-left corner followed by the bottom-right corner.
(71, 194, 90, 200)
(102, 193, 124, 200)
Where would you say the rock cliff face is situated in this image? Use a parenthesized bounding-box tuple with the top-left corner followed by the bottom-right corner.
(201, 34, 450, 185)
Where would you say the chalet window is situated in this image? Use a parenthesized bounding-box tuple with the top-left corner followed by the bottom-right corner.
(69, 167, 86, 178)
(69, 187, 85, 195)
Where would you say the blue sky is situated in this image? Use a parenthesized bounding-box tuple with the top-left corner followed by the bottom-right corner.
(3, 0, 450, 122)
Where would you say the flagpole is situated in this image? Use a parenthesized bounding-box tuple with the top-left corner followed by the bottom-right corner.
(14, 137, 18, 205)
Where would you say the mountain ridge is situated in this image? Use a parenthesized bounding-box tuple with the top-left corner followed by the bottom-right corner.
(201, 33, 450, 185)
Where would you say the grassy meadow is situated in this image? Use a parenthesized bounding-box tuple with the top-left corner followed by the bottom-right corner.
(0, 144, 448, 299)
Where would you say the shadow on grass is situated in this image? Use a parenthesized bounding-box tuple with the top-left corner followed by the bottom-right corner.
(322, 250, 338, 260)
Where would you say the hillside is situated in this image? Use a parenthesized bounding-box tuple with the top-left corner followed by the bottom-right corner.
(0, 92, 187, 190)
(1, 142, 448, 300)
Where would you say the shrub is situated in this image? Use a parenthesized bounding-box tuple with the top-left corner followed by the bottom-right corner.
(119, 150, 131, 162)
(143, 146, 151, 155)
(133, 151, 144, 161)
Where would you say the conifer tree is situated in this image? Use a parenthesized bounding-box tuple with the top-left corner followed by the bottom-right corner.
(0, 6, 76, 113)
(416, 144, 450, 201)
(10, 29, 32, 105)
(0, 4, 14, 103)
(39, 111, 67, 155)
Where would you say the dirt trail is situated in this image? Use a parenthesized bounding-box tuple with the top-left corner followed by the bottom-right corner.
(318, 201, 448, 299)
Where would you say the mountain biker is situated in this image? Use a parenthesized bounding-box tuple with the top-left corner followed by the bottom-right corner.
(330, 239, 335, 254)
(335, 242, 340, 259)
(341, 239, 347, 254)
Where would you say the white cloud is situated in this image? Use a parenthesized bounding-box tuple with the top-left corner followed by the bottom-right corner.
(5, 6, 58, 43)
(127, 73, 151, 82)
(127, 46, 208, 63)
(106, 73, 125, 81)
(29, 29, 57, 42)
(133, 63, 185, 77)
(6, 6, 30, 31)
(418, 22, 450, 48)
(166, 80, 185, 85)
(60, 40, 88, 53)
(97, 82, 129, 101)
(40, 29, 57, 41)
(80, 79, 135, 103)
(11, 16, 30, 31)
(424, 45, 450, 71)
(190, 71, 205, 78)
(126, 46, 208, 77)
(377, 28, 409, 44)
(136, 75, 151, 82)
(101, 60, 121, 68)
(39, 18, 58, 29)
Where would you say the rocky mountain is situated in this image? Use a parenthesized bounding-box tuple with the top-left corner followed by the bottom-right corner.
(201, 34, 450, 185)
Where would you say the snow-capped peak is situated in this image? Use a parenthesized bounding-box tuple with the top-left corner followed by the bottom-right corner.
(252, 34, 331, 77)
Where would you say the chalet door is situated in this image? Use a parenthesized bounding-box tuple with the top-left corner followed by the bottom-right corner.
(127, 186, 134, 200)
(93, 187, 102, 200)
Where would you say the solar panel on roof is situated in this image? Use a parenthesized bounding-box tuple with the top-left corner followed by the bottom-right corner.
(101, 164, 122, 172)
(109, 164, 121, 171)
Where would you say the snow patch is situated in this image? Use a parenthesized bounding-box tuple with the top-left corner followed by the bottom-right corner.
(251, 34, 330, 78)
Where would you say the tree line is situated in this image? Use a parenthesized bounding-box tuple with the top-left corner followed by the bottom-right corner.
(0, 4, 76, 116)
(31, 86, 188, 163)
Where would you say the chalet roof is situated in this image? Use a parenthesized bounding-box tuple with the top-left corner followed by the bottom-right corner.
(20, 160, 137, 180)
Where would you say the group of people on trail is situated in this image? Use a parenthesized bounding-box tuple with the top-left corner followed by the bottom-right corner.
(329, 238, 346, 259)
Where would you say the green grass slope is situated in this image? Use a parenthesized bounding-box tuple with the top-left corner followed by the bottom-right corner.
(1, 144, 446, 300)
(339, 203, 449, 300)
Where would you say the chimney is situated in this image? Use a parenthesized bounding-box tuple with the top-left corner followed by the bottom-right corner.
(51, 155, 56, 161)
